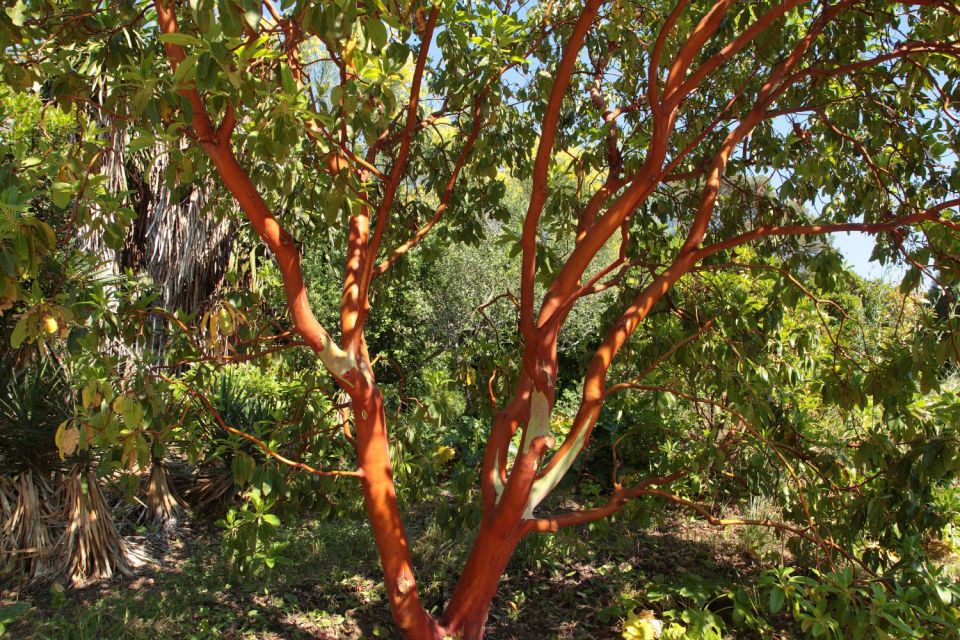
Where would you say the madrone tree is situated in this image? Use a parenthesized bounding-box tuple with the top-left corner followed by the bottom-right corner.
(4, 0, 960, 638)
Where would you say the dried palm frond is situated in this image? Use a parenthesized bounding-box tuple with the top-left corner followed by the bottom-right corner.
(104, 124, 233, 317)
(1, 475, 20, 577)
(126, 141, 232, 317)
(0, 470, 58, 581)
(80, 107, 233, 358)
(181, 467, 237, 515)
(145, 460, 187, 527)
(0, 475, 12, 521)
(57, 466, 136, 585)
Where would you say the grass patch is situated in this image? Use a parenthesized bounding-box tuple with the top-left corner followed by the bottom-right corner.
(1, 510, 774, 640)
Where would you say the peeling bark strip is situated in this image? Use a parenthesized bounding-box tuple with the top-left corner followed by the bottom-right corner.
(151, 0, 960, 637)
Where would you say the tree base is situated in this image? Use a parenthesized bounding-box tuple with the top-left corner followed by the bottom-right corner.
(58, 466, 138, 585)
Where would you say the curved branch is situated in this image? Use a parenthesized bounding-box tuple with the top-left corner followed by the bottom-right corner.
(520, 0, 603, 341)
(528, 483, 866, 572)
(166, 375, 362, 479)
(666, 0, 810, 108)
(153, 0, 356, 385)
(523, 471, 687, 531)
(532, 0, 859, 508)
(374, 99, 483, 277)
(648, 0, 692, 111)
(358, 5, 441, 292)
(695, 199, 960, 261)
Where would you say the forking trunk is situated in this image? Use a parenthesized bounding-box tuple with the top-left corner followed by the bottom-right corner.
(345, 362, 540, 640)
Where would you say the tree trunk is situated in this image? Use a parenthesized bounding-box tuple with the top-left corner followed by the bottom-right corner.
(349, 372, 529, 640)
(442, 521, 524, 639)
(122, 140, 233, 318)
(58, 466, 134, 585)
(350, 376, 445, 640)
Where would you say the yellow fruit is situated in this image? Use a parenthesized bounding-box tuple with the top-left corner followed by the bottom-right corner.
(42, 314, 58, 335)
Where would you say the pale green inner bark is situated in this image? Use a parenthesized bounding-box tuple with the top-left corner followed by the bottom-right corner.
(523, 426, 589, 519)
(522, 390, 552, 452)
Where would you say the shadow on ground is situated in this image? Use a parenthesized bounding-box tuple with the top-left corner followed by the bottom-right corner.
(1, 513, 764, 639)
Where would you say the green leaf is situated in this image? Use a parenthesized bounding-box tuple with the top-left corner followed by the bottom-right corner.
(122, 400, 144, 427)
(936, 584, 953, 605)
(243, 10, 261, 30)
(232, 452, 255, 485)
(50, 182, 73, 209)
(136, 436, 151, 468)
(769, 587, 785, 613)
(119, 473, 140, 499)
(173, 54, 199, 86)
(13, 233, 27, 261)
(10, 317, 27, 348)
(365, 19, 387, 50)
(34, 221, 56, 251)
(280, 63, 296, 95)
(103, 223, 125, 250)
(218, 0, 244, 37)
(899, 266, 921, 295)
(5, 1, 26, 27)
(128, 135, 156, 153)
(262, 514, 281, 527)
(157, 33, 202, 47)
